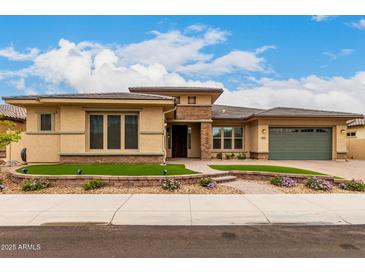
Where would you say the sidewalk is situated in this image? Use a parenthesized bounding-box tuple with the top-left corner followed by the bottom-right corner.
(1, 194, 365, 226)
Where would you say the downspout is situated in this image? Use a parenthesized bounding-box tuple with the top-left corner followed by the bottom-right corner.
(162, 103, 177, 165)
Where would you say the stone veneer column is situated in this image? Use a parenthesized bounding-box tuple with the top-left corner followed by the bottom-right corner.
(200, 122, 212, 160)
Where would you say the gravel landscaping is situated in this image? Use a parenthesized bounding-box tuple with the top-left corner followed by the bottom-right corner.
(0, 176, 240, 194)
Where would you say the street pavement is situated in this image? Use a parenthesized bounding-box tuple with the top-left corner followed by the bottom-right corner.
(1, 193, 365, 226)
(1, 225, 365, 257)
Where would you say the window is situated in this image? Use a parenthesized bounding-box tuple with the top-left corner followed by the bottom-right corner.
(234, 127, 243, 149)
(188, 96, 196, 104)
(347, 132, 356, 137)
(187, 127, 192, 149)
(40, 113, 52, 131)
(107, 115, 121, 149)
(213, 127, 221, 149)
(213, 127, 244, 150)
(223, 127, 232, 149)
(167, 127, 171, 149)
(174, 96, 180, 104)
(125, 115, 138, 149)
(90, 115, 104, 149)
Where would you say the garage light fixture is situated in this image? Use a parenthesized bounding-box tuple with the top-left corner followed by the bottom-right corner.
(262, 129, 267, 134)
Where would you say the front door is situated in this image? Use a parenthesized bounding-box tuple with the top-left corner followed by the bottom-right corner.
(172, 125, 188, 158)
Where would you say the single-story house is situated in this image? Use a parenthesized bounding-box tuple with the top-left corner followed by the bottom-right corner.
(3, 87, 362, 164)
(0, 104, 26, 158)
(347, 117, 365, 160)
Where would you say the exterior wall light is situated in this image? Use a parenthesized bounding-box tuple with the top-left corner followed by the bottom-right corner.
(340, 129, 346, 134)
(262, 129, 267, 134)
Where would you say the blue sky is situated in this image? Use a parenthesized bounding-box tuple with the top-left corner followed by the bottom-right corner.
(0, 15, 365, 112)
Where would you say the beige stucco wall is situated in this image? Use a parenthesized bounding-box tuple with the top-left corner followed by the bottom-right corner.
(347, 126, 365, 159)
(250, 118, 349, 159)
(7, 104, 166, 163)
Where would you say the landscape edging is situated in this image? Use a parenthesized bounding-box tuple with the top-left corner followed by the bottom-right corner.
(5, 167, 335, 187)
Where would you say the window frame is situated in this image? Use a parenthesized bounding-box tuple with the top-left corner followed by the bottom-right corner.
(38, 113, 54, 132)
(212, 126, 244, 151)
(188, 96, 196, 104)
(87, 112, 139, 152)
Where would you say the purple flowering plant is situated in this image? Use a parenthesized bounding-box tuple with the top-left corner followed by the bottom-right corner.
(270, 176, 297, 187)
(305, 176, 333, 191)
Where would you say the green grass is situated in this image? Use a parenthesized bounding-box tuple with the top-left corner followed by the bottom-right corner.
(17, 164, 197, 176)
(209, 164, 327, 175)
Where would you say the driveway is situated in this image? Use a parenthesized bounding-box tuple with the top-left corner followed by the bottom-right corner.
(171, 159, 365, 180)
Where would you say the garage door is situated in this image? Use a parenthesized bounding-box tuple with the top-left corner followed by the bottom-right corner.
(269, 127, 332, 160)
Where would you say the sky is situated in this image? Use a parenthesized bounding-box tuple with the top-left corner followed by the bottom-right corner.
(0, 15, 365, 113)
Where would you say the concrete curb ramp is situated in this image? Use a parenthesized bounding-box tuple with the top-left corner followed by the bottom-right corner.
(1, 194, 365, 226)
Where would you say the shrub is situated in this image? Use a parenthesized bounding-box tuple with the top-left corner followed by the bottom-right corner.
(0, 179, 4, 192)
(21, 179, 50, 192)
(83, 179, 104, 191)
(231, 152, 235, 159)
(161, 179, 181, 191)
(216, 152, 223, 160)
(225, 153, 232, 160)
(305, 176, 333, 191)
(199, 177, 213, 187)
(270, 176, 297, 187)
(339, 179, 365, 192)
(237, 153, 246, 160)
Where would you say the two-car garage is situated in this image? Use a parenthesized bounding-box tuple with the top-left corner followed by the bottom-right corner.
(269, 127, 333, 160)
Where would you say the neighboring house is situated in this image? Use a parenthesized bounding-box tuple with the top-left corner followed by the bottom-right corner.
(3, 87, 362, 164)
(0, 104, 26, 158)
(347, 118, 365, 160)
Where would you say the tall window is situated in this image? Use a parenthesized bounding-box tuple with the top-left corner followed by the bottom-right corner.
(40, 113, 52, 131)
(107, 115, 121, 149)
(213, 127, 222, 149)
(90, 115, 104, 149)
(187, 127, 192, 149)
(234, 127, 243, 149)
(125, 115, 138, 149)
(223, 127, 232, 149)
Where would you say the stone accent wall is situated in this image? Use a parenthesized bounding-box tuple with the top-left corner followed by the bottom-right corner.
(200, 122, 212, 159)
(250, 152, 269, 159)
(7, 170, 224, 187)
(175, 106, 211, 120)
(60, 155, 163, 164)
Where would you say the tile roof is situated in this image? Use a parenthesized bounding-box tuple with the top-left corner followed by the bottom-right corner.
(0, 104, 26, 121)
(129, 86, 224, 93)
(2, 92, 174, 101)
(347, 118, 365, 127)
(212, 105, 263, 119)
(248, 107, 362, 118)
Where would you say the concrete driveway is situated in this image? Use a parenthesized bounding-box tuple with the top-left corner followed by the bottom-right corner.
(1, 193, 365, 226)
(172, 159, 365, 180)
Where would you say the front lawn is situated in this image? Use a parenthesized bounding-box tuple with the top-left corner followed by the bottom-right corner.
(17, 164, 197, 176)
(209, 164, 326, 175)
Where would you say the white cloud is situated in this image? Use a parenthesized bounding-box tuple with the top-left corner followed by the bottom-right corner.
(23, 38, 223, 93)
(0, 46, 39, 61)
(311, 16, 335, 22)
(217, 73, 365, 113)
(346, 18, 365, 30)
(185, 24, 206, 32)
(323, 48, 354, 60)
(178, 46, 275, 76)
(117, 27, 229, 70)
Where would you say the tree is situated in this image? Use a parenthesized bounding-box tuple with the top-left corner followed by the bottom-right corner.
(0, 116, 21, 148)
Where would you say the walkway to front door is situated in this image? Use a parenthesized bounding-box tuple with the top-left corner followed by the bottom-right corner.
(172, 125, 187, 158)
